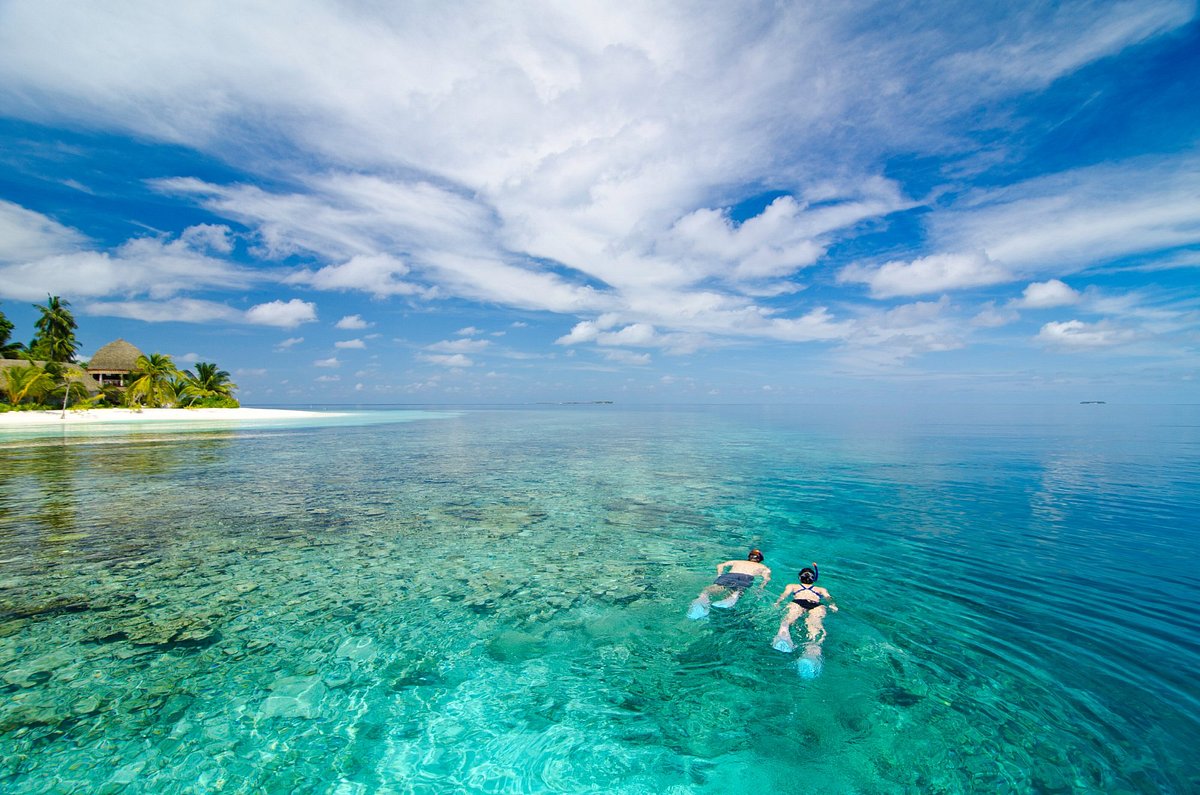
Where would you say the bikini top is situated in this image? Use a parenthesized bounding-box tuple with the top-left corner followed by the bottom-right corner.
(793, 583, 822, 601)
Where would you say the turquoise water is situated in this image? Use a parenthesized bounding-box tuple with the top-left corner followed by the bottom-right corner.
(1, 404, 1197, 793)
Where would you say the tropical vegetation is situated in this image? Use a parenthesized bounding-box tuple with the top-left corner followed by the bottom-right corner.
(0, 304, 25, 357)
(1, 299, 240, 411)
(178, 362, 240, 407)
(29, 295, 79, 362)
(125, 353, 183, 408)
(2, 364, 56, 406)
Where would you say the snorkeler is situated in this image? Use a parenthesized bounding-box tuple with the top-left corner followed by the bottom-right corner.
(771, 563, 837, 654)
(687, 549, 772, 619)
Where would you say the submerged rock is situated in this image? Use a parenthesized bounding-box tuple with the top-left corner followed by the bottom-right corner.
(2, 668, 53, 689)
(0, 618, 28, 638)
(0, 595, 90, 618)
(258, 675, 327, 719)
(486, 629, 545, 662)
(125, 614, 219, 646)
(335, 636, 378, 663)
(879, 685, 923, 707)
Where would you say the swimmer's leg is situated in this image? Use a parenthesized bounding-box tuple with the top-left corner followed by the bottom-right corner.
(687, 586, 723, 619)
(712, 589, 743, 609)
(772, 604, 804, 652)
(797, 643, 824, 679)
(803, 605, 828, 645)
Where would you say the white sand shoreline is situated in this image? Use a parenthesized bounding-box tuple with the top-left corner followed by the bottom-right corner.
(0, 407, 344, 428)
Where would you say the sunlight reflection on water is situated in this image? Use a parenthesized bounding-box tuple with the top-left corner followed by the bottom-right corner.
(1, 405, 1197, 792)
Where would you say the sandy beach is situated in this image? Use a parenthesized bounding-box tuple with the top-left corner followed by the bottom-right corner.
(0, 407, 339, 428)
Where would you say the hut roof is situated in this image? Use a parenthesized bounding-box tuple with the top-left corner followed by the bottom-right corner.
(88, 339, 144, 372)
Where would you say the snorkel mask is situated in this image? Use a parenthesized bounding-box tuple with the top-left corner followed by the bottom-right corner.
(748, 549, 764, 563)
(799, 565, 818, 584)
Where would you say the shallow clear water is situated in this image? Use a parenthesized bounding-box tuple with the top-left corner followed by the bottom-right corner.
(1, 404, 1197, 793)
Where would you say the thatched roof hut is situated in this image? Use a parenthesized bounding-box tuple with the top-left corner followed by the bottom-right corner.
(89, 339, 144, 371)
(87, 339, 145, 387)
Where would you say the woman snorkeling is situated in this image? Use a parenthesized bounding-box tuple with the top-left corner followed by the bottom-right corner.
(772, 562, 837, 654)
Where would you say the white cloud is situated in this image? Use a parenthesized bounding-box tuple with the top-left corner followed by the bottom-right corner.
(276, 337, 304, 349)
(422, 252, 611, 314)
(245, 298, 318, 328)
(0, 200, 87, 263)
(1015, 279, 1081, 308)
(601, 349, 651, 366)
(839, 252, 1012, 298)
(455, 326, 482, 336)
(0, 217, 255, 301)
(943, 3, 1192, 90)
(972, 302, 1019, 328)
(0, 2, 1191, 364)
(598, 323, 658, 347)
(839, 297, 967, 366)
(427, 338, 491, 354)
(664, 186, 909, 284)
(84, 298, 241, 324)
(315, 374, 341, 382)
(420, 353, 473, 367)
(335, 314, 372, 329)
(1036, 319, 1141, 349)
(179, 223, 234, 253)
(289, 253, 423, 298)
(334, 338, 366, 349)
(927, 155, 1200, 273)
(556, 320, 601, 345)
(314, 356, 340, 368)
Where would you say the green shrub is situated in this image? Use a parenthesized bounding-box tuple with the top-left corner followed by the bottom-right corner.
(187, 396, 240, 409)
(0, 402, 52, 412)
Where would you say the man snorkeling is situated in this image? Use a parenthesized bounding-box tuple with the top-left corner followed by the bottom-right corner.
(687, 549, 771, 619)
(771, 562, 837, 656)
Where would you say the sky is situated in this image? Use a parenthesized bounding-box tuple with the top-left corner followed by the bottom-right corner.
(0, 1, 1197, 405)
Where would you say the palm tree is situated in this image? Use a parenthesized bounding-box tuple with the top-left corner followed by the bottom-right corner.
(168, 374, 193, 405)
(3, 363, 55, 406)
(29, 295, 78, 362)
(183, 362, 238, 402)
(39, 361, 91, 416)
(125, 353, 181, 408)
(1, 305, 25, 358)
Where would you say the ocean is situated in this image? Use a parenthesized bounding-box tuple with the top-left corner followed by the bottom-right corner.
(1, 404, 1197, 793)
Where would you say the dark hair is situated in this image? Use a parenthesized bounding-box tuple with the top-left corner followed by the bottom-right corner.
(748, 549, 764, 562)
(799, 567, 817, 584)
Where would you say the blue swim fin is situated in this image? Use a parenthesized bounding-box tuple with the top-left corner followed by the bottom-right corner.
(687, 600, 710, 620)
(796, 643, 823, 678)
(772, 633, 796, 653)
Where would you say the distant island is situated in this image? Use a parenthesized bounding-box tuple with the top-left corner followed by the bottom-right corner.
(1080, 400, 1107, 404)
(2, 296, 239, 414)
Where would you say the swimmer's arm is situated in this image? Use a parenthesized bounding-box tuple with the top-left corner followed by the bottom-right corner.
(758, 567, 771, 591)
(818, 587, 839, 612)
(715, 560, 733, 574)
(773, 583, 797, 606)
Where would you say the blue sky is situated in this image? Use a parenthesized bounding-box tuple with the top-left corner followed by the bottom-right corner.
(0, 1, 1197, 404)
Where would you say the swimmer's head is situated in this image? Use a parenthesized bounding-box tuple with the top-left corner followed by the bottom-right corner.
(799, 567, 817, 584)
(747, 549, 764, 563)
